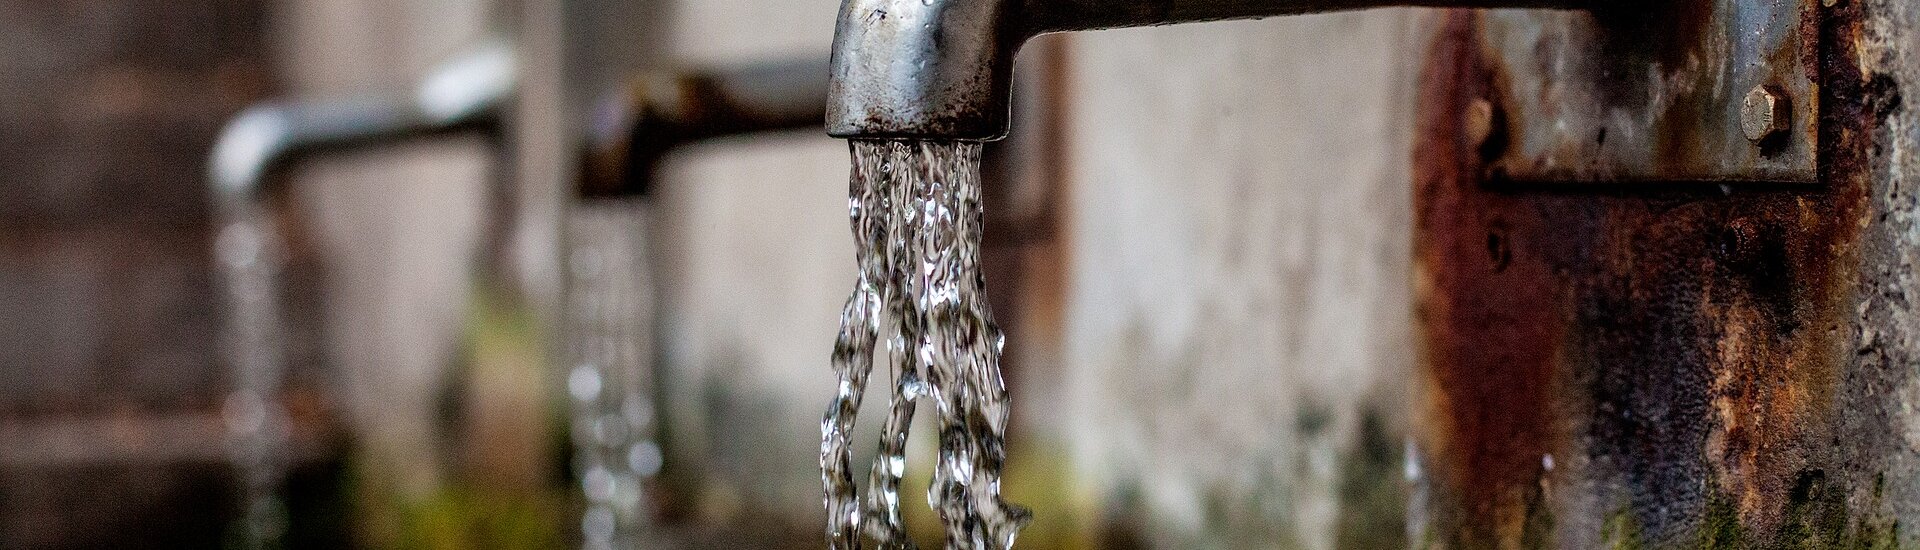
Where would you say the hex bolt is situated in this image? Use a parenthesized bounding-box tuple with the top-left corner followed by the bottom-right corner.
(1465, 98, 1496, 150)
(1741, 86, 1790, 144)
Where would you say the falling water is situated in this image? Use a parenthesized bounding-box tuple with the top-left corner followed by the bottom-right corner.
(565, 203, 663, 550)
(215, 203, 292, 549)
(822, 140, 1030, 549)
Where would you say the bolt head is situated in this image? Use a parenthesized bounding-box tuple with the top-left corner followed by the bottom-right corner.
(1464, 98, 1496, 150)
(1741, 86, 1789, 144)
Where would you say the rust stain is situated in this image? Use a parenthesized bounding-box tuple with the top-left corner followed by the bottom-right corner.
(1414, 13, 1567, 545)
(1414, 3, 1872, 545)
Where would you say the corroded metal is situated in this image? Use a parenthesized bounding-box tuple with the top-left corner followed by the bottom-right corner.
(577, 59, 831, 198)
(1412, 2, 1916, 546)
(1742, 85, 1790, 143)
(1479, 0, 1821, 183)
(827, 0, 1817, 184)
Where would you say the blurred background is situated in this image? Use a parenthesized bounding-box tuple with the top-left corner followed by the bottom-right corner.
(0, 0, 1422, 547)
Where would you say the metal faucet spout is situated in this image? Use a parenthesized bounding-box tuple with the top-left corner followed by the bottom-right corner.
(578, 59, 832, 198)
(826, 0, 1586, 140)
(209, 40, 517, 204)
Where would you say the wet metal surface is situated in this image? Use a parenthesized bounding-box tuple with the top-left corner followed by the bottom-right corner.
(1480, 0, 1822, 183)
(824, 0, 1586, 140)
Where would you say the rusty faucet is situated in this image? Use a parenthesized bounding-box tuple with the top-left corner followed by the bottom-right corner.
(826, 0, 1587, 141)
(578, 58, 832, 198)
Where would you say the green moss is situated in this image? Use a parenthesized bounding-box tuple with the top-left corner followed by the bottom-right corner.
(1690, 469, 1910, 549)
(338, 287, 569, 549)
(1698, 486, 1747, 549)
(342, 453, 570, 550)
(1520, 486, 1557, 549)
(387, 486, 569, 550)
(1602, 507, 1644, 550)
(1334, 411, 1409, 550)
(887, 439, 1095, 549)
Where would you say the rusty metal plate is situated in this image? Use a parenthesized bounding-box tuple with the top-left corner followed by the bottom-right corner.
(1480, 0, 1819, 183)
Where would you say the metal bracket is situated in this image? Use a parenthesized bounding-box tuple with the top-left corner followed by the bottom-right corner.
(1482, 0, 1819, 184)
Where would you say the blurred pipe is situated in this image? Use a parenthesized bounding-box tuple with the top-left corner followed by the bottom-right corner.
(562, 57, 833, 540)
(576, 58, 832, 198)
(208, 40, 518, 206)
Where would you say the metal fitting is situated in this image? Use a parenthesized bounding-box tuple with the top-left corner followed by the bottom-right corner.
(1741, 85, 1789, 144)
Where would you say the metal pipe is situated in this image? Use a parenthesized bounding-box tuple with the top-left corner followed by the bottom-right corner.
(208, 40, 518, 205)
(578, 58, 832, 197)
(826, 0, 1587, 140)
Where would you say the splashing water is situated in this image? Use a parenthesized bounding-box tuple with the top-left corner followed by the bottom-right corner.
(215, 204, 292, 549)
(565, 203, 662, 550)
(822, 140, 1030, 549)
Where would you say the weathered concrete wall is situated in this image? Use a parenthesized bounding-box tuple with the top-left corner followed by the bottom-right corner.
(274, 0, 496, 497)
(649, 0, 850, 533)
(1058, 13, 1421, 549)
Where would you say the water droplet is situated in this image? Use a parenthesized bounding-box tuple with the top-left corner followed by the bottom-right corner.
(583, 466, 615, 502)
(629, 442, 664, 476)
(1403, 439, 1423, 482)
(592, 414, 629, 445)
(569, 365, 603, 401)
(582, 506, 617, 543)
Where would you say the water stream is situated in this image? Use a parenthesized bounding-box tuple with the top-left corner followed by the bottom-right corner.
(823, 140, 1029, 549)
(565, 203, 663, 550)
(215, 204, 292, 549)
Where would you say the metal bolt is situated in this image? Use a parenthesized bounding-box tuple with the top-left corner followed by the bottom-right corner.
(1741, 86, 1789, 144)
(1464, 98, 1496, 150)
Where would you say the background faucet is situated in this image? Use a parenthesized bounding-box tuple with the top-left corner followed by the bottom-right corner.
(205, 41, 519, 550)
(210, 41, 519, 206)
(210, 45, 850, 546)
(577, 59, 833, 198)
(562, 57, 831, 548)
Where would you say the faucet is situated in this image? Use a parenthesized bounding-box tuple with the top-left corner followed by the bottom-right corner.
(563, 59, 836, 545)
(205, 41, 520, 549)
(826, 0, 1587, 140)
(209, 40, 518, 206)
(577, 58, 832, 198)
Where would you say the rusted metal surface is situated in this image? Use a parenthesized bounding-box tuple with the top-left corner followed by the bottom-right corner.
(1481, 0, 1821, 183)
(1413, 2, 1917, 546)
(577, 60, 831, 198)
